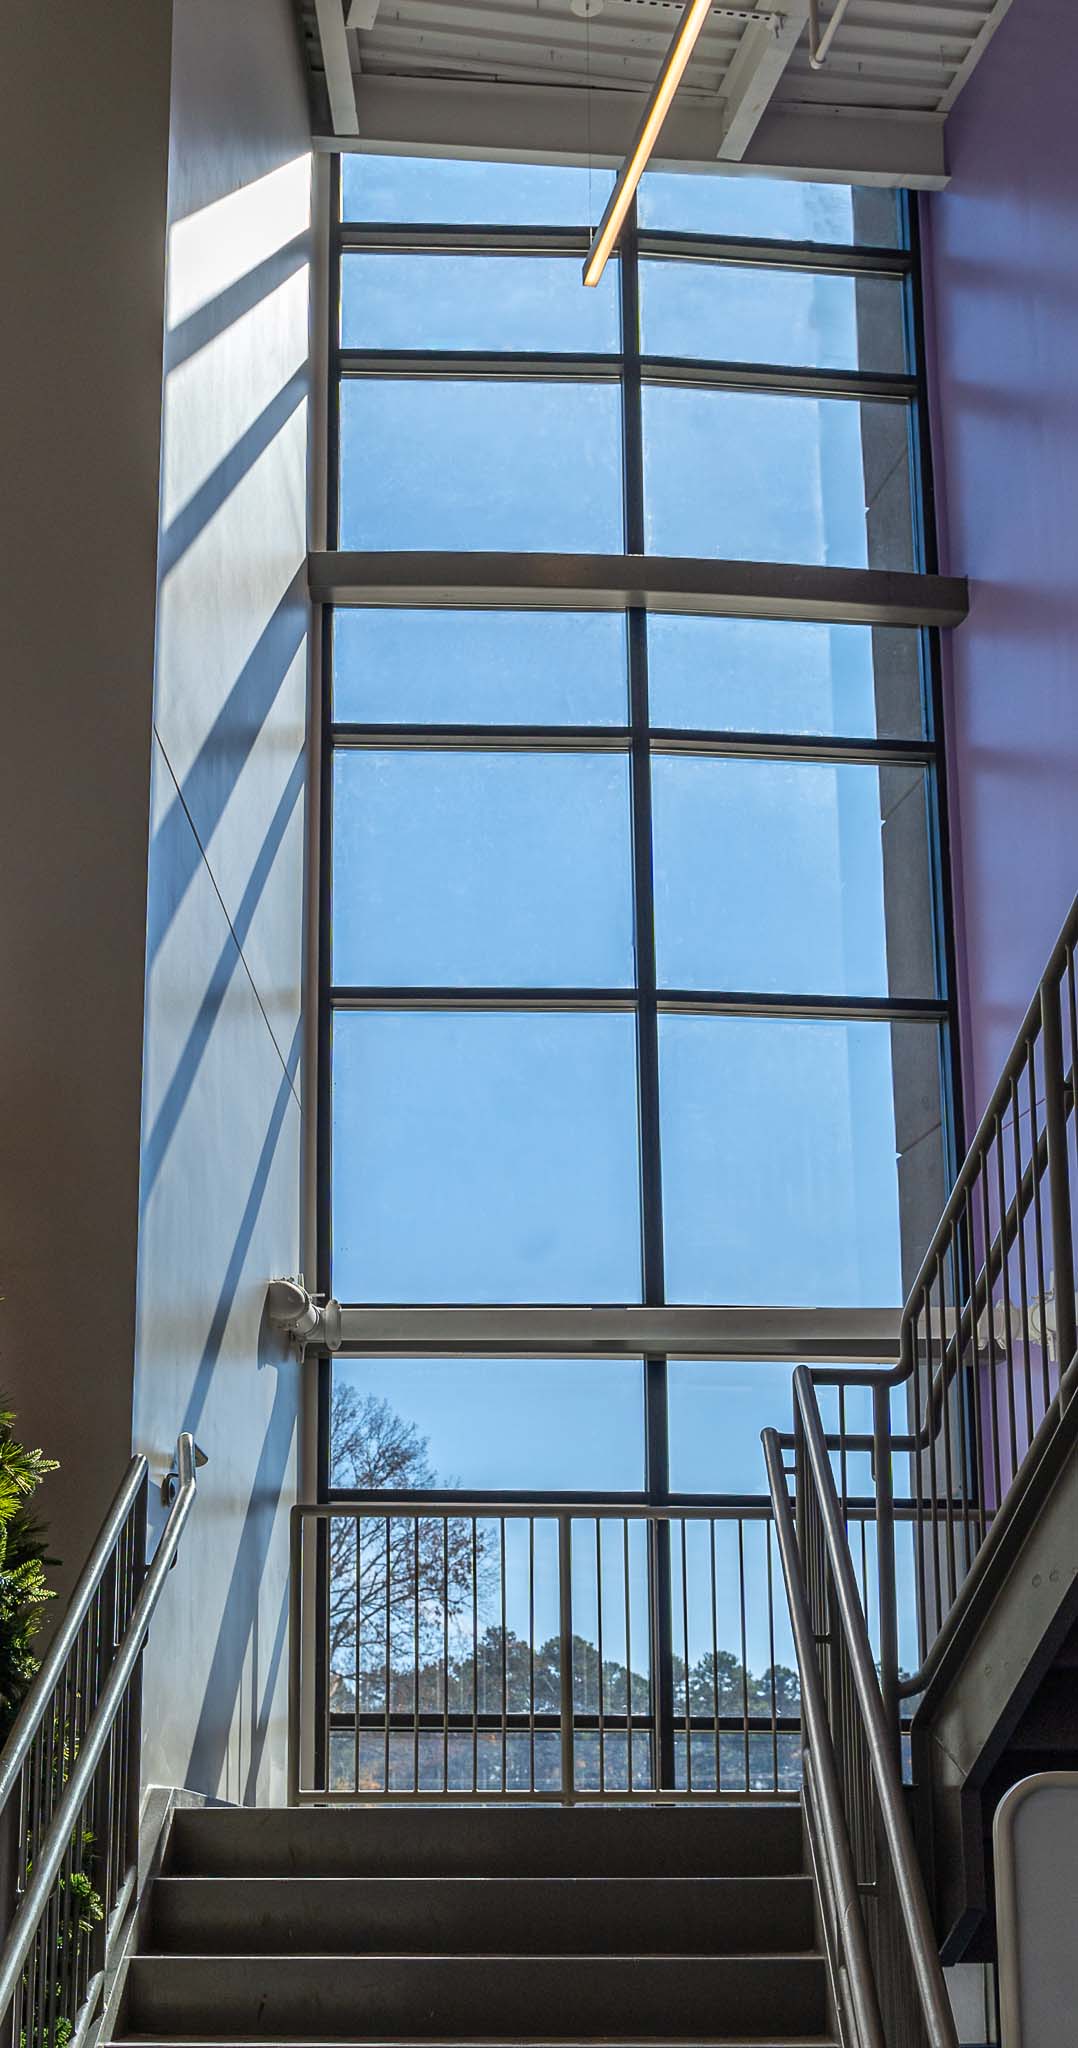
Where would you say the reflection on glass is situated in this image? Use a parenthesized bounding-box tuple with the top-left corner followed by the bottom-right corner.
(643, 387, 914, 569)
(659, 1014, 905, 1306)
(333, 610, 629, 726)
(333, 750, 635, 988)
(333, 1010, 643, 1303)
(341, 153, 615, 226)
(638, 172, 900, 247)
(341, 380, 623, 552)
(342, 252, 619, 353)
(640, 262, 906, 374)
(652, 755, 916, 997)
(645, 615, 924, 739)
(332, 1357, 646, 1490)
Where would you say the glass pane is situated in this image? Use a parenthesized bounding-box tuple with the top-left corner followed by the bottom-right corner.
(646, 616, 924, 739)
(341, 153, 615, 226)
(640, 261, 907, 374)
(638, 172, 901, 248)
(642, 386, 914, 570)
(333, 750, 634, 987)
(333, 1010, 643, 1302)
(652, 756, 935, 999)
(333, 610, 629, 726)
(341, 380, 623, 552)
(342, 252, 620, 353)
(332, 1357, 645, 1490)
(659, 1014, 925, 1306)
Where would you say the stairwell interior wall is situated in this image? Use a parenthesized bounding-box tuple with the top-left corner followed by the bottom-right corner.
(133, 0, 313, 1804)
(0, 7, 173, 1612)
(923, 0, 1078, 1125)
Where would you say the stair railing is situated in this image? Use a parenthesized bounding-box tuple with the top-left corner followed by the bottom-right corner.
(789, 897, 1077, 1720)
(0, 1433, 200, 2048)
(765, 1405, 958, 2048)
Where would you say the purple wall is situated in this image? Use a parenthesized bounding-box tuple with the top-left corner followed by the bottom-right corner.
(923, 0, 1078, 1126)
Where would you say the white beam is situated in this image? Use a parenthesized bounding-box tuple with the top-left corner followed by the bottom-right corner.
(314, 0, 359, 137)
(717, 6, 808, 162)
(330, 72, 948, 187)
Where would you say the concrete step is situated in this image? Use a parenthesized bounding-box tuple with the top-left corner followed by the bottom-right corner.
(120, 1954, 830, 2042)
(146, 1875, 816, 1957)
(164, 1805, 804, 1881)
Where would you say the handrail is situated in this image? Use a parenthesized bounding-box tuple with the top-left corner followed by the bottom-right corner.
(762, 1429, 884, 2048)
(794, 1371, 959, 2047)
(0, 1456, 148, 1816)
(0, 1432, 200, 2030)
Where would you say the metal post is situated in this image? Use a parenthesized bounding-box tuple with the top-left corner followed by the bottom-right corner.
(122, 1476, 149, 1883)
(1041, 975, 1077, 1383)
(873, 1382, 900, 1748)
(558, 1516, 575, 1804)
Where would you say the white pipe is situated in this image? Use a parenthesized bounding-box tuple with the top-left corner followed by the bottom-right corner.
(809, 0, 852, 68)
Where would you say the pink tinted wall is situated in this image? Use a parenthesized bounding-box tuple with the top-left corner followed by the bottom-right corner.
(923, 0, 1078, 1125)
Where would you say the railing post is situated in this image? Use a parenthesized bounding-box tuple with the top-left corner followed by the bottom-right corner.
(123, 1474, 149, 1885)
(1041, 972, 1077, 1385)
(558, 1515, 575, 1805)
(873, 1382, 900, 1751)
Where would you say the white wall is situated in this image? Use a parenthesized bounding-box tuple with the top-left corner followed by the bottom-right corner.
(135, 0, 313, 1803)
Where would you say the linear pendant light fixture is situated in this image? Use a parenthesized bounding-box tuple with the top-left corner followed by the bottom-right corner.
(583, 0, 713, 287)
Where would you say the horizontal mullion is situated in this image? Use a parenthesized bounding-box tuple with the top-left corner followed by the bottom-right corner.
(319, 1491, 776, 1517)
(331, 723, 631, 752)
(640, 355, 916, 402)
(329, 724, 933, 765)
(339, 349, 619, 382)
(330, 987, 945, 1020)
(337, 350, 915, 403)
(637, 229, 912, 277)
(648, 728, 934, 766)
(337, 223, 912, 279)
(310, 552, 969, 629)
(339, 223, 593, 256)
(657, 989, 947, 1021)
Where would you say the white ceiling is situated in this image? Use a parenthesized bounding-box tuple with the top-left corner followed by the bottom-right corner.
(299, 0, 1016, 186)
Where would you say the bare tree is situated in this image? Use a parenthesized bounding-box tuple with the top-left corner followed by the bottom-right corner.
(328, 1388, 480, 1699)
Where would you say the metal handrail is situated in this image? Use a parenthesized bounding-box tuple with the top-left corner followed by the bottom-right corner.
(0, 1457, 148, 1818)
(0, 1432, 200, 2027)
(793, 1372, 959, 2048)
(762, 1429, 884, 2048)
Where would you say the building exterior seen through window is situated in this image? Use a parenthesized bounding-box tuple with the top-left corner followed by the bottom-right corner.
(316, 154, 955, 1796)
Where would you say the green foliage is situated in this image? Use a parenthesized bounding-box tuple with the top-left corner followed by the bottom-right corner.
(0, 1398, 58, 1737)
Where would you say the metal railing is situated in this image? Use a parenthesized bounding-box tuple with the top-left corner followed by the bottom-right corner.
(289, 1498, 818, 1802)
(766, 1401, 958, 2048)
(0, 1434, 199, 2048)
(793, 897, 1077, 1715)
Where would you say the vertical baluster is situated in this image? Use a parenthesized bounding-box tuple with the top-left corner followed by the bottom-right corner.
(1027, 1044, 1052, 1413)
(383, 1517, 392, 1797)
(709, 1517, 720, 1796)
(443, 1520, 451, 1797)
(1042, 964, 1077, 1382)
(353, 1518, 362, 1798)
(623, 1520, 634, 1797)
(680, 1521, 692, 1794)
(738, 1521, 750, 1797)
(1009, 1071, 1035, 1449)
(935, 1255, 959, 1610)
(980, 1164, 1003, 1514)
(765, 1519, 778, 1796)
(994, 1118, 1019, 1482)
(595, 1520, 605, 1796)
(413, 1520, 421, 1796)
(528, 1519, 536, 1796)
(471, 1520, 479, 1797)
(962, 1191, 988, 1553)
(499, 1520, 508, 1796)
(947, 1216, 974, 1589)
(558, 1516, 574, 1804)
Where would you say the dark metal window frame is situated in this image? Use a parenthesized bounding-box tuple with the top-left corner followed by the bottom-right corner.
(316, 164, 962, 1506)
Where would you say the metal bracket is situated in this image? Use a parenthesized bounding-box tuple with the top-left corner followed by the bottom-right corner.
(161, 1441, 208, 1507)
(266, 1277, 343, 1354)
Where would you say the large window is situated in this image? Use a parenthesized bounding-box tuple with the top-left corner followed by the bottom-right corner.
(311, 154, 957, 1797)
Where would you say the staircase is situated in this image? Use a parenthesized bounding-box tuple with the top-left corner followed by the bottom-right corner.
(109, 1805, 835, 2046)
